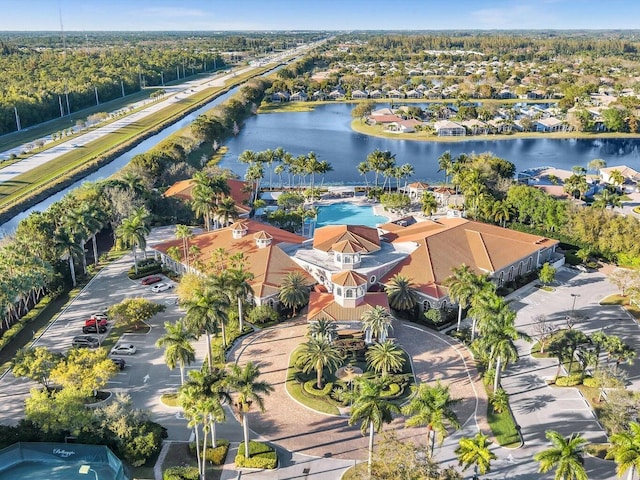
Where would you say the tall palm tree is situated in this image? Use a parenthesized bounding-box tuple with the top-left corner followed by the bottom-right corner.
(308, 318, 338, 342)
(361, 306, 393, 343)
(175, 225, 193, 268)
(156, 319, 197, 385)
(228, 362, 274, 459)
(534, 430, 588, 480)
(191, 185, 216, 231)
(366, 340, 405, 377)
(227, 268, 253, 333)
(278, 271, 310, 316)
(609, 169, 625, 192)
(299, 337, 344, 389)
(385, 274, 419, 312)
(455, 432, 497, 477)
(607, 422, 640, 480)
(438, 151, 453, 183)
(348, 377, 401, 476)
(402, 380, 461, 457)
(180, 366, 230, 480)
(183, 281, 224, 369)
(116, 210, 150, 275)
(53, 227, 83, 287)
(444, 264, 484, 332)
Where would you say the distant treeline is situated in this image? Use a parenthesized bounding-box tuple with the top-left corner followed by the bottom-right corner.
(0, 31, 324, 135)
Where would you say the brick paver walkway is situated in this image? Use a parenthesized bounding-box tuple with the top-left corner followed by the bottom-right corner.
(228, 317, 488, 460)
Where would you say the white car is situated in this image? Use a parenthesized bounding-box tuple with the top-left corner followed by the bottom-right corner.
(152, 282, 173, 293)
(110, 344, 137, 356)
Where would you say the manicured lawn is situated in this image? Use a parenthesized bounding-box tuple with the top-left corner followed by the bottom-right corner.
(487, 404, 521, 447)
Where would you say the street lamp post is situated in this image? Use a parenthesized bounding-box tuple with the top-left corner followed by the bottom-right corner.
(571, 293, 580, 316)
(79, 464, 99, 480)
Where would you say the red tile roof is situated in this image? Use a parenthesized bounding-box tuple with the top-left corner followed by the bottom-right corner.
(307, 292, 390, 322)
(313, 225, 381, 253)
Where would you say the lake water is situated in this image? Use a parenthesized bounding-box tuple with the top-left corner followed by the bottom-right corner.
(219, 103, 640, 185)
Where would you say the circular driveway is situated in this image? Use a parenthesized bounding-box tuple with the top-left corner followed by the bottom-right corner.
(229, 318, 488, 460)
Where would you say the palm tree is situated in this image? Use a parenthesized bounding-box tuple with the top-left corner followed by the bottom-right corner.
(438, 151, 453, 184)
(53, 227, 83, 287)
(534, 430, 588, 480)
(361, 306, 393, 343)
(180, 366, 230, 479)
(215, 196, 238, 227)
(366, 149, 396, 188)
(348, 377, 401, 476)
(183, 281, 224, 369)
(175, 225, 193, 268)
(444, 265, 484, 332)
(609, 169, 625, 192)
(385, 274, 419, 312)
(366, 340, 405, 377)
(278, 271, 310, 316)
(156, 319, 197, 385)
(191, 185, 216, 231)
(228, 362, 274, 459)
(308, 318, 338, 342)
(227, 268, 253, 333)
(607, 422, 640, 480)
(455, 432, 497, 477)
(116, 210, 150, 275)
(299, 337, 344, 389)
(402, 380, 461, 457)
(492, 200, 513, 227)
(421, 191, 438, 218)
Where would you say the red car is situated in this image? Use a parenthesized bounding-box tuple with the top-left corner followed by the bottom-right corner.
(85, 317, 108, 327)
(141, 275, 162, 285)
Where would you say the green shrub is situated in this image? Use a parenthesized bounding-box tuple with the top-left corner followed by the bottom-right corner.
(303, 380, 333, 397)
(188, 439, 229, 465)
(128, 261, 162, 279)
(235, 441, 277, 469)
(163, 466, 200, 480)
(555, 373, 583, 387)
(248, 305, 279, 325)
(379, 382, 402, 398)
(582, 376, 598, 388)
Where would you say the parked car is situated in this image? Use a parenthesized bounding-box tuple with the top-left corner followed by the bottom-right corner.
(85, 317, 108, 327)
(151, 282, 173, 293)
(72, 336, 99, 348)
(91, 312, 108, 320)
(111, 358, 126, 370)
(110, 344, 137, 355)
(141, 276, 162, 285)
(82, 324, 106, 334)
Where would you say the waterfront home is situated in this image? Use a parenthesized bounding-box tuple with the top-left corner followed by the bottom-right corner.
(406, 89, 423, 99)
(405, 182, 430, 199)
(460, 119, 489, 135)
(271, 91, 290, 103)
(312, 90, 327, 101)
(368, 114, 403, 126)
(290, 91, 308, 102)
(600, 165, 640, 189)
(433, 120, 466, 137)
(386, 89, 404, 99)
(351, 89, 368, 99)
(533, 117, 565, 132)
(386, 119, 421, 133)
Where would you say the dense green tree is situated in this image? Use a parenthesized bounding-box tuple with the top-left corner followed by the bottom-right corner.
(402, 380, 461, 457)
(455, 432, 497, 477)
(366, 340, 405, 377)
(534, 430, 588, 480)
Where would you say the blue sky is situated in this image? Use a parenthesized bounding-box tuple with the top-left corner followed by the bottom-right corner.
(1, 0, 638, 31)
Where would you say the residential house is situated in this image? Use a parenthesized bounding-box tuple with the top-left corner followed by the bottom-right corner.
(386, 89, 404, 99)
(405, 181, 430, 199)
(600, 165, 640, 188)
(312, 90, 327, 101)
(460, 119, 489, 135)
(351, 89, 368, 99)
(406, 89, 423, 99)
(434, 120, 466, 137)
(533, 117, 565, 132)
(290, 91, 308, 102)
(386, 119, 421, 133)
(368, 89, 383, 99)
(271, 91, 290, 103)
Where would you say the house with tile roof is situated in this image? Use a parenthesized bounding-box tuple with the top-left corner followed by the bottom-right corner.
(379, 217, 561, 310)
(164, 178, 252, 217)
(152, 219, 314, 308)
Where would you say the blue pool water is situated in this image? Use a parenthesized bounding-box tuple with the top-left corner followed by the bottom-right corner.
(316, 203, 389, 227)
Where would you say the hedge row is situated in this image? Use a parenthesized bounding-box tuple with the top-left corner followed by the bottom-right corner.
(235, 441, 277, 469)
(128, 262, 163, 279)
(303, 380, 334, 397)
(188, 439, 230, 465)
(163, 466, 199, 480)
(555, 373, 583, 387)
(0, 294, 54, 353)
(380, 382, 402, 398)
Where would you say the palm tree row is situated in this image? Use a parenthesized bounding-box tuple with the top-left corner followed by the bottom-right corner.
(239, 147, 333, 196)
(190, 171, 237, 231)
(177, 361, 272, 480)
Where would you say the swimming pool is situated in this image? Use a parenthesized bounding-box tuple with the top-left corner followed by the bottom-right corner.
(315, 202, 389, 227)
